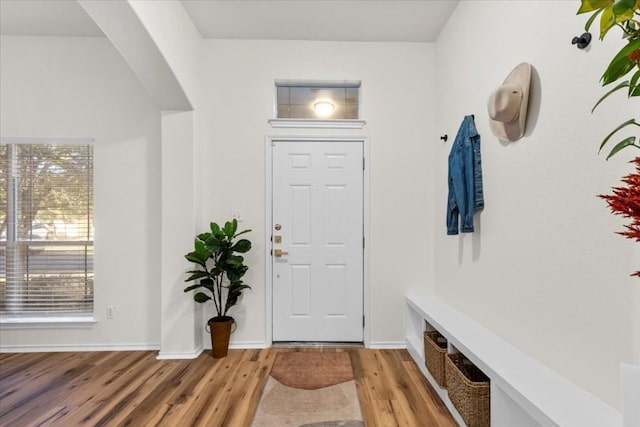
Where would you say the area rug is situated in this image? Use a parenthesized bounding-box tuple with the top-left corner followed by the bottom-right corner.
(251, 352, 364, 427)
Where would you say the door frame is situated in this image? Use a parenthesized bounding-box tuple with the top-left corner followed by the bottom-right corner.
(264, 135, 370, 347)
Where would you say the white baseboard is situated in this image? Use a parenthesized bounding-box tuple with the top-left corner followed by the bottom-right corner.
(157, 342, 267, 359)
(213, 341, 269, 349)
(0, 343, 160, 353)
(157, 346, 204, 360)
(0, 341, 402, 354)
(368, 341, 406, 349)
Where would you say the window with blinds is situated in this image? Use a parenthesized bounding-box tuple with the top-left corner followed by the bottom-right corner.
(0, 142, 94, 319)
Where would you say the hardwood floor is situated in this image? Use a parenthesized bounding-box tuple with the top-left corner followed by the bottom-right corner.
(0, 348, 456, 427)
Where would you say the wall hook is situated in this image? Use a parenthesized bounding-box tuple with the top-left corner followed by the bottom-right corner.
(572, 32, 591, 49)
(440, 135, 448, 142)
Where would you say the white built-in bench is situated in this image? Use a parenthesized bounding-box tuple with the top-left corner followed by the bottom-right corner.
(406, 295, 622, 427)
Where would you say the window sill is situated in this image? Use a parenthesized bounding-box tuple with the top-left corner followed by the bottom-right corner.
(268, 118, 366, 129)
(0, 315, 97, 329)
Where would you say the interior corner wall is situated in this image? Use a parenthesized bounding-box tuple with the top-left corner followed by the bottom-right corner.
(159, 110, 202, 357)
(433, 1, 637, 409)
(0, 36, 162, 349)
(127, 0, 201, 105)
(197, 40, 436, 347)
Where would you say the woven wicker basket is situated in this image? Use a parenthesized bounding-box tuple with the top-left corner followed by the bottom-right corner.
(445, 353, 490, 427)
(423, 331, 448, 388)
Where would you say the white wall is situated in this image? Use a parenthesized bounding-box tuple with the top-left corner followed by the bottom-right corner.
(3, 4, 633, 412)
(197, 40, 437, 346)
(434, 1, 638, 409)
(159, 110, 202, 358)
(0, 36, 162, 349)
(127, 0, 201, 105)
(0, 35, 438, 350)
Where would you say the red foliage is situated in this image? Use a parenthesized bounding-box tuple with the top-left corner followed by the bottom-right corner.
(599, 157, 640, 277)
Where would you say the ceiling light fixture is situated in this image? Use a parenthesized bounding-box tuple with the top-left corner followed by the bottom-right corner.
(313, 100, 335, 117)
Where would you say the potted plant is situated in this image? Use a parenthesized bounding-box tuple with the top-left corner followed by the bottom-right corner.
(184, 219, 252, 357)
(577, 0, 640, 276)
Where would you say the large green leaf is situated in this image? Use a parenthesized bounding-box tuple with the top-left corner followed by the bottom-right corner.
(204, 236, 224, 252)
(185, 242, 212, 265)
(227, 267, 248, 282)
(602, 39, 640, 84)
(606, 136, 638, 159)
(184, 283, 203, 292)
(584, 8, 604, 31)
(225, 282, 252, 312)
(223, 219, 238, 238)
(599, 6, 616, 39)
(200, 278, 215, 293)
(630, 69, 640, 96)
(599, 118, 638, 152)
(578, 0, 613, 14)
(210, 222, 225, 240)
(233, 229, 252, 239)
(227, 270, 246, 283)
(612, 0, 637, 22)
(185, 252, 203, 265)
(231, 239, 251, 253)
(602, 57, 636, 85)
(592, 80, 630, 112)
(225, 255, 245, 267)
(194, 292, 212, 303)
(197, 232, 211, 242)
(612, 0, 636, 15)
(184, 270, 209, 282)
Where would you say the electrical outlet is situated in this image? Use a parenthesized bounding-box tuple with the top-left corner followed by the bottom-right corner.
(106, 305, 116, 319)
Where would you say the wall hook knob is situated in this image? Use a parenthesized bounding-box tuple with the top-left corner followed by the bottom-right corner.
(440, 135, 448, 142)
(572, 32, 591, 49)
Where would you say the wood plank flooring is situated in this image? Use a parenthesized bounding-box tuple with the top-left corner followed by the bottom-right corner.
(0, 348, 456, 427)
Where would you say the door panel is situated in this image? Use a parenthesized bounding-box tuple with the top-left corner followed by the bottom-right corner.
(272, 140, 363, 342)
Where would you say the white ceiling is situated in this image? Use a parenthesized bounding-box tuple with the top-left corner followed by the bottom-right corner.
(0, 1, 104, 37)
(0, 0, 458, 42)
(181, 0, 459, 42)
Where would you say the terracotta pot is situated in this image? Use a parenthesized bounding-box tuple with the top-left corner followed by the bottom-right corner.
(208, 316, 234, 358)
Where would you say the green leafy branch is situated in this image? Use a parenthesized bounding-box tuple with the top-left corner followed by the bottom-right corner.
(578, 0, 640, 159)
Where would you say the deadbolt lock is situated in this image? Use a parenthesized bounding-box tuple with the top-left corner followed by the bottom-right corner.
(275, 224, 282, 230)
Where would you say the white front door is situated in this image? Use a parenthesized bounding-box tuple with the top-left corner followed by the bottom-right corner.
(272, 139, 363, 342)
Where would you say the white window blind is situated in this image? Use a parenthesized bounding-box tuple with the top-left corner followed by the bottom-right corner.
(0, 142, 94, 318)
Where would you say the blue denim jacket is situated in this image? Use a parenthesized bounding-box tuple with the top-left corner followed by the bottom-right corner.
(447, 115, 484, 234)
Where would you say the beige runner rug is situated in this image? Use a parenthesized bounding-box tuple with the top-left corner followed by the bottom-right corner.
(252, 352, 364, 427)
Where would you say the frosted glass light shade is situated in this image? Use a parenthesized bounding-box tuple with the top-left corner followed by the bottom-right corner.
(313, 101, 335, 117)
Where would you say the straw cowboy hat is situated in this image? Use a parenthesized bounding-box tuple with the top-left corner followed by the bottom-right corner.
(487, 62, 532, 142)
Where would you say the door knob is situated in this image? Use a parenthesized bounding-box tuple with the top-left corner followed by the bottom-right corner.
(274, 249, 289, 257)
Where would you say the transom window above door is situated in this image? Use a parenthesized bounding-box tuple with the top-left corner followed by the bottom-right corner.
(275, 80, 361, 120)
